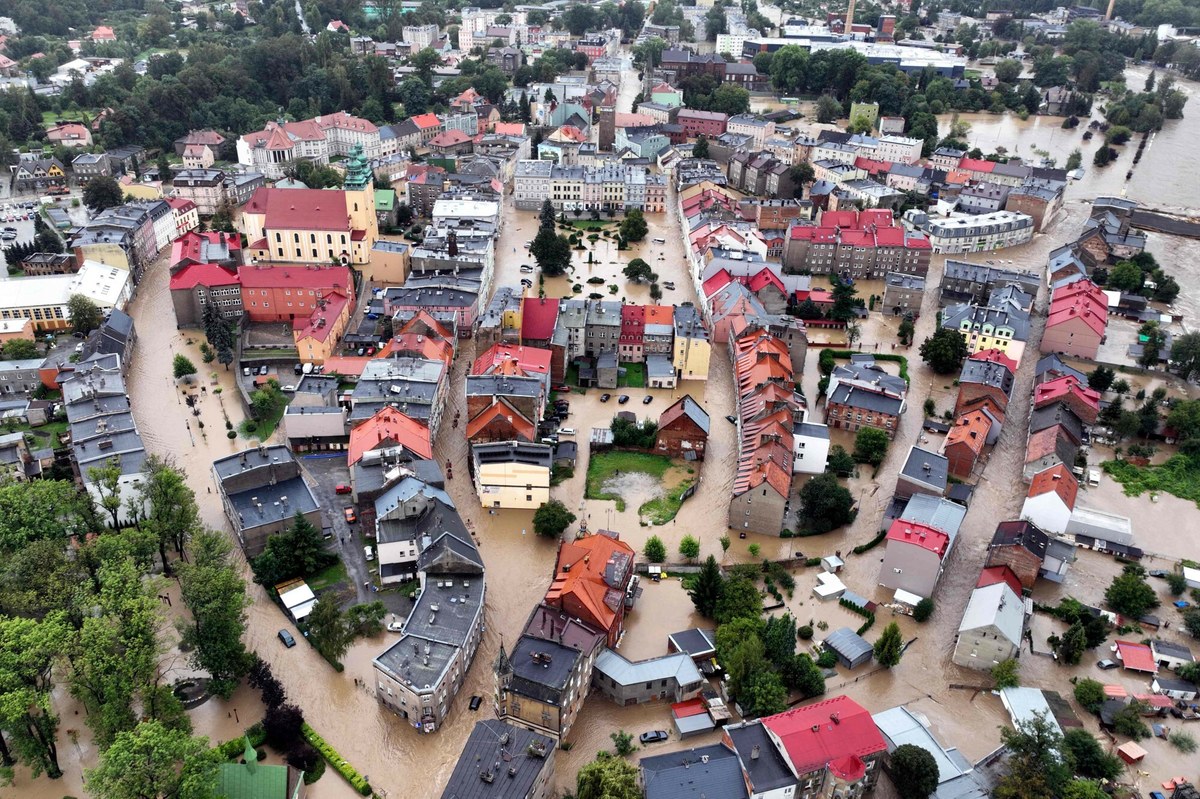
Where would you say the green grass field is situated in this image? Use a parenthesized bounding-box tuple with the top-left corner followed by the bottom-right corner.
(585, 451, 674, 512)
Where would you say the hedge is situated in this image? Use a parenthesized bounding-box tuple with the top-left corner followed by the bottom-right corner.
(856, 614, 876, 636)
(839, 597, 874, 619)
(301, 723, 372, 796)
(216, 722, 266, 761)
(852, 530, 887, 555)
(818, 349, 910, 384)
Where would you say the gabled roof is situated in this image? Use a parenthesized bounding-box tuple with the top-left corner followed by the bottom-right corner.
(465, 399, 535, 442)
(1033, 375, 1101, 413)
(168, 262, 239, 291)
(659, 394, 711, 436)
(944, 410, 993, 456)
(969, 348, 1018, 373)
(1116, 640, 1158, 673)
(545, 533, 635, 635)
(761, 696, 886, 776)
(977, 565, 1023, 596)
(886, 520, 951, 558)
(520, 297, 558, 341)
(429, 129, 471, 147)
(959, 580, 1024, 644)
(243, 187, 355, 232)
(347, 406, 433, 465)
(1026, 464, 1079, 509)
(411, 113, 441, 130)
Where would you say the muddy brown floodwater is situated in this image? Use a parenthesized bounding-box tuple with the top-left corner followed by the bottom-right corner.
(16, 63, 1200, 799)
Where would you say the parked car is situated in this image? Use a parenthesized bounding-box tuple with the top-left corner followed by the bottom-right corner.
(520, 265, 534, 273)
(558, 428, 576, 436)
(1149, 569, 1169, 578)
(293, 363, 304, 375)
(356, 347, 365, 356)
(242, 367, 251, 376)
(600, 393, 611, 402)
(366, 346, 376, 356)
(642, 395, 653, 404)
(335, 484, 353, 495)
(725, 414, 737, 424)
(469, 695, 483, 711)
(258, 365, 268, 376)
(366, 313, 379, 320)
(278, 629, 296, 648)
(343, 506, 358, 524)
(618, 395, 630, 404)
(364, 546, 374, 562)
(552, 384, 570, 393)
(1097, 659, 1119, 670)
(639, 730, 669, 744)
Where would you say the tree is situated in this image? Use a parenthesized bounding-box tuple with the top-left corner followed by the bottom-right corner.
(532, 499, 575, 538)
(762, 613, 797, 667)
(1056, 620, 1087, 664)
(890, 743, 940, 799)
(740, 670, 788, 717)
(1073, 678, 1105, 713)
(689, 555, 723, 617)
(576, 752, 640, 799)
(176, 530, 251, 699)
(816, 94, 841, 123)
(913, 597, 934, 622)
(781, 653, 825, 697)
(530, 228, 572, 277)
(692, 134, 709, 159)
(83, 176, 125, 212)
(1107, 260, 1144, 292)
(852, 427, 889, 467)
(827, 445, 855, 476)
(263, 703, 305, 751)
(789, 162, 815, 197)
(248, 659, 287, 710)
(991, 658, 1020, 689)
(306, 598, 354, 664)
(678, 535, 700, 561)
(610, 729, 635, 756)
(619, 209, 648, 243)
(622, 258, 653, 283)
(709, 84, 751, 116)
(1093, 145, 1117, 167)
(994, 59, 1022, 83)
(134, 457, 202, 575)
(0, 338, 38, 360)
(0, 613, 71, 778)
(538, 199, 556, 231)
(993, 715, 1069, 799)
(1065, 149, 1083, 171)
(1062, 728, 1122, 779)
(920, 328, 969, 374)
(720, 536, 730, 554)
(1105, 564, 1159, 618)
(1112, 701, 1151, 739)
(172, 354, 197, 379)
(67, 293, 104, 336)
(1184, 608, 1200, 639)
(250, 512, 332, 586)
(1087, 365, 1115, 392)
(85, 721, 218, 799)
(898, 317, 915, 345)
(1167, 571, 1188, 596)
(829, 276, 858, 322)
(643, 535, 666, 563)
(1171, 332, 1200, 380)
(873, 621, 903, 668)
(798, 473, 854, 534)
(89, 460, 125, 528)
(714, 575, 763, 624)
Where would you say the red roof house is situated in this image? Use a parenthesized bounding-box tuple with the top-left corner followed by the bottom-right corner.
(1042, 279, 1106, 360)
(520, 297, 558, 346)
(941, 409, 997, 479)
(471, 343, 552, 379)
(878, 520, 954, 599)
(1020, 464, 1079, 536)
(1115, 640, 1158, 674)
(976, 564, 1024, 597)
(1033, 375, 1101, 426)
(347, 406, 433, 465)
(543, 533, 635, 646)
(760, 696, 887, 780)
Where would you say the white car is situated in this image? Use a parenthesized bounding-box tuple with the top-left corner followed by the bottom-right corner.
(364, 546, 375, 562)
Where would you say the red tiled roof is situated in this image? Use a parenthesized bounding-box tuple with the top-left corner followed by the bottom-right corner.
(1116, 640, 1158, 673)
(471, 343, 552, 377)
(466, 399, 535, 442)
(171, 230, 242, 268)
(492, 122, 526, 136)
(238, 264, 352, 291)
(544, 533, 635, 639)
(411, 113, 441, 130)
(430, 129, 471, 147)
(396, 309, 454, 343)
(1026, 464, 1079, 509)
(761, 696, 886, 776)
(293, 290, 349, 343)
(945, 410, 992, 455)
(168, 263, 239, 291)
(958, 157, 995, 173)
(347, 406, 433, 465)
(702, 269, 733, 297)
(976, 565, 1023, 596)
(671, 698, 708, 718)
(970, 348, 1018, 373)
(165, 197, 197, 213)
(1034, 375, 1101, 411)
(873, 226, 905, 247)
(387, 332, 453, 364)
(886, 520, 951, 558)
(243, 187, 355, 232)
(321, 356, 371, 377)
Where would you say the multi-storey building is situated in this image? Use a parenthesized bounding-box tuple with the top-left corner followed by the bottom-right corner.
(237, 112, 381, 179)
(783, 210, 931, 280)
(513, 161, 666, 212)
(902, 209, 1034, 254)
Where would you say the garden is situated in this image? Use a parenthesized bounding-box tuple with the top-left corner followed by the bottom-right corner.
(585, 450, 696, 525)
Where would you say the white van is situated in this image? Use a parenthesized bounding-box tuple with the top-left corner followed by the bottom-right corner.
(558, 428, 576, 437)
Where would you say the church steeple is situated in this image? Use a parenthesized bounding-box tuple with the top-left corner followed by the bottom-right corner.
(494, 640, 513, 679)
(342, 142, 371, 191)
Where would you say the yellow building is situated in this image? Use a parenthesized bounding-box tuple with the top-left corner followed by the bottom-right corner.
(672, 306, 711, 381)
(240, 144, 378, 266)
(293, 289, 353, 364)
(470, 442, 552, 509)
(368, 240, 410, 285)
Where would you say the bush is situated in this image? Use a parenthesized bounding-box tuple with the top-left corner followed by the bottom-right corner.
(644, 536, 666, 563)
(913, 597, 934, 622)
(301, 723, 372, 795)
(852, 530, 887, 554)
(216, 723, 267, 760)
(798, 625, 813, 640)
(1167, 572, 1187, 596)
(817, 650, 838, 668)
(1074, 678, 1105, 713)
(1170, 731, 1197, 753)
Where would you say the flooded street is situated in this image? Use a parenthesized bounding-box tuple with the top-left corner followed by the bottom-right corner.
(13, 59, 1200, 799)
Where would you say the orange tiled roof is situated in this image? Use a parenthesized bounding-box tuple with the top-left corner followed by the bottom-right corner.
(347, 406, 432, 465)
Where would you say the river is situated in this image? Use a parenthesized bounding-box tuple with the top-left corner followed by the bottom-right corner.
(11, 59, 1200, 799)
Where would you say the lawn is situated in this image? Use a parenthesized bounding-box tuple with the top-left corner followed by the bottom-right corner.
(570, 219, 613, 230)
(247, 348, 299, 358)
(307, 560, 348, 593)
(619, 362, 646, 388)
(639, 476, 697, 525)
(239, 399, 288, 441)
(8, 419, 70, 449)
(585, 451, 674, 512)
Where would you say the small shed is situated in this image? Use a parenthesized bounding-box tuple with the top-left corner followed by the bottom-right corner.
(275, 579, 316, 621)
(823, 627, 873, 669)
(671, 698, 715, 738)
(1153, 677, 1199, 701)
(812, 571, 845, 601)
(821, 555, 844, 573)
(1117, 741, 1147, 764)
(1185, 566, 1200, 590)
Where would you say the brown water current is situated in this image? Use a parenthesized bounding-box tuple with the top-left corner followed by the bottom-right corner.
(13, 62, 1200, 799)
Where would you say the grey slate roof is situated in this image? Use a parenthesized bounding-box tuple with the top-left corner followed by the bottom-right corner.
(829, 384, 903, 415)
(899, 447, 948, 491)
(1028, 403, 1083, 443)
(641, 744, 748, 799)
(726, 723, 794, 793)
(507, 634, 581, 704)
(900, 494, 966, 538)
(438, 720, 553, 799)
(824, 626, 873, 665)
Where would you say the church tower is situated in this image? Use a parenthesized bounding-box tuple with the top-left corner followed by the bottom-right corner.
(342, 143, 378, 261)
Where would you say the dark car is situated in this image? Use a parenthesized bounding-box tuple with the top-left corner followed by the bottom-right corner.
(1097, 658, 1119, 670)
(1149, 569, 1169, 578)
(618, 395, 630, 404)
(600, 393, 611, 402)
(278, 629, 296, 648)
(639, 731, 669, 744)
(642, 395, 653, 404)
(725, 414, 737, 424)
(469, 695, 482, 711)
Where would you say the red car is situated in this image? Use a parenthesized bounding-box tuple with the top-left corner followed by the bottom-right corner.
(343, 506, 358, 524)
(335, 484, 352, 494)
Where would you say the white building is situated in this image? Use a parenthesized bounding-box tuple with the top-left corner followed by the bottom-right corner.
(793, 421, 830, 474)
(402, 24, 439, 48)
(726, 115, 776, 149)
(1019, 464, 1077, 536)
(903, 209, 1035, 254)
(952, 572, 1025, 671)
(236, 112, 381, 179)
(874, 135, 924, 165)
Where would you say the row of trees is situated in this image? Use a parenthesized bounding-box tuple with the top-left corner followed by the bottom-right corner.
(0, 458, 252, 794)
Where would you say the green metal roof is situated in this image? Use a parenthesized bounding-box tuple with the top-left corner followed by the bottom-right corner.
(374, 188, 396, 211)
(217, 761, 288, 799)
